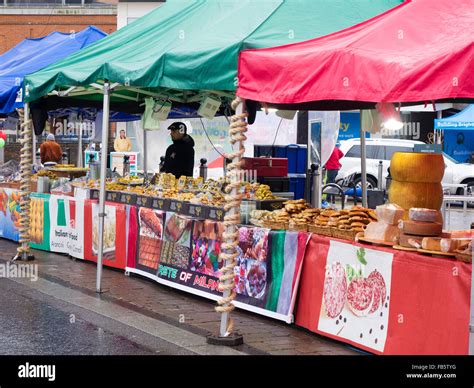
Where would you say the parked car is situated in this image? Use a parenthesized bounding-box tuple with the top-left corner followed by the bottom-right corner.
(336, 138, 474, 197)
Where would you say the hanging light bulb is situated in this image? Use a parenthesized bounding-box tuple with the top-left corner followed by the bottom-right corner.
(376, 102, 403, 132)
(383, 117, 404, 131)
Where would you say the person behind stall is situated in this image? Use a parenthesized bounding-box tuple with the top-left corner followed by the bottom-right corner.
(114, 129, 132, 152)
(40, 133, 62, 165)
(325, 144, 344, 184)
(162, 122, 195, 178)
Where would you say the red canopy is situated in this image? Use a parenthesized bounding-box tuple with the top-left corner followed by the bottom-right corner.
(237, 0, 474, 110)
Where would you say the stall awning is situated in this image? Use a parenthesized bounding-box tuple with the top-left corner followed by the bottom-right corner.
(236, 0, 474, 110)
(435, 105, 474, 131)
(0, 27, 106, 114)
(24, 0, 402, 108)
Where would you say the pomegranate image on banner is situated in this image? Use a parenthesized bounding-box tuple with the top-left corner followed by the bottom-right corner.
(318, 241, 393, 353)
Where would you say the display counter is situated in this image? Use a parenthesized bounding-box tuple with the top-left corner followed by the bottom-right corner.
(1, 187, 471, 353)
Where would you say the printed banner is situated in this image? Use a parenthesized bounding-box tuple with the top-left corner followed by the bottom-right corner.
(296, 234, 471, 355)
(30, 193, 50, 251)
(83, 201, 127, 269)
(0, 188, 21, 242)
(318, 240, 393, 353)
(131, 207, 308, 321)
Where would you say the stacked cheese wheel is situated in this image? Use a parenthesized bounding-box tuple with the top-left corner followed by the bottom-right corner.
(389, 152, 444, 211)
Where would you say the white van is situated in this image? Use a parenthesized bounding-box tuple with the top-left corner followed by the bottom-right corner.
(336, 138, 474, 196)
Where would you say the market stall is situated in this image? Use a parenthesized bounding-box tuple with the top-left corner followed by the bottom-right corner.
(236, 0, 474, 353)
(22, 0, 402, 340)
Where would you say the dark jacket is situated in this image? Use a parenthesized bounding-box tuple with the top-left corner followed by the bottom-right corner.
(162, 134, 195, 177)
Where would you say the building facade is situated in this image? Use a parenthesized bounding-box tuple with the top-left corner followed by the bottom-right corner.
(0, 0, 117, 54)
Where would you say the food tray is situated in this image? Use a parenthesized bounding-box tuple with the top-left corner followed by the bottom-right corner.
(455, 252, 472, 263)
(417, 249, 456, 258)
(332, 228, 359, 242)
(263, 221, 289, 230)
(308, 225, 333, 237)
(288, 224, 309, 232)
(393, 245, 418, 252)
(357, 236, 396, 247)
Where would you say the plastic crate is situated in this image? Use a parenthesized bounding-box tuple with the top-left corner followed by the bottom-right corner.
(289, 174, 306, 200)
(254, 145, 275, 158)
(242, 157, 288, 177)
(256, 176, 290, 193)
(274, 144, 307, 174)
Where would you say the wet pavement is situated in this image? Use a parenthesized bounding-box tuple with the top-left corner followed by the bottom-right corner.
(0, 240, 358, 356)
(0, 277, 193, 355)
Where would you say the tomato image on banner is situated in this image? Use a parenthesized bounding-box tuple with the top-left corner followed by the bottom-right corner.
(161, 212, 192, 269)
(190, 220, 223, 277)
(318, 240, 393, 353)
(136, 207, 165, 273)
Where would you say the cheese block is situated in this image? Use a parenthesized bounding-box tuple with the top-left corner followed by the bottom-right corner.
(399, 220, 442, 237)
(441, 238, 472, 253)
(365, 222, 400, 243)
(409, 208, 442, 223)
(421, 237, 442, 251)
(449, 230, 474, 239)
(376, 203, 404, 225)
(399, 233, 423, 249)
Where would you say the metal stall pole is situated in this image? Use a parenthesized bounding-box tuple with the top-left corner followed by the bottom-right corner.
(470, 258, 474, 354)
(143, 128, 147, 179)
(360, 111, 368, 207)
(96, 81, 111, 293)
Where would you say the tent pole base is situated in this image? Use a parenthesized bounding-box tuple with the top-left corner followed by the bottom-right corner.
(12, 253, 35, 261)
(206, 332, 244, 347)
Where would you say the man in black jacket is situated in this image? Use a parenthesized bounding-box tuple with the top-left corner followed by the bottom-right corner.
(162, 122, 195, 177)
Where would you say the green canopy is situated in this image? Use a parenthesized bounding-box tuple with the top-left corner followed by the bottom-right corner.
(24, 0, 401, 105)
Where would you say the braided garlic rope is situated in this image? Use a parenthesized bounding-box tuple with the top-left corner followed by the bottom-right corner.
(215, 98, 248, 335)
(14, 109, 32, 260)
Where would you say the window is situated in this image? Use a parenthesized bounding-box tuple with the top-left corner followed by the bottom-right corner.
(345, 145, 381, 159)
(384, 146, 413, 160)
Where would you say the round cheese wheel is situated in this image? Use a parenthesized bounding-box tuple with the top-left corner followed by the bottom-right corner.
(400, 220, 443, 236)
(390, 152, 445, 183)
(409, 208, 442, 223)
(389, 180, 443, 210)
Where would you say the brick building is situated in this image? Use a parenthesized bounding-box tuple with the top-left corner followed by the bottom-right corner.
(0, 0, 117, 54)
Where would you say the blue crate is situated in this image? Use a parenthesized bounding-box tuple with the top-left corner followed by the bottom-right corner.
(253, 145, 275, 158)
(274, 144, 307, 174)
(289, 174, 306, 200)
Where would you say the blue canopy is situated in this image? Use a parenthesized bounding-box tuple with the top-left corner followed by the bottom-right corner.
(0, 26, 106, 114)
(435, 105, 474, 163)
(434, 104, 474, 131)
